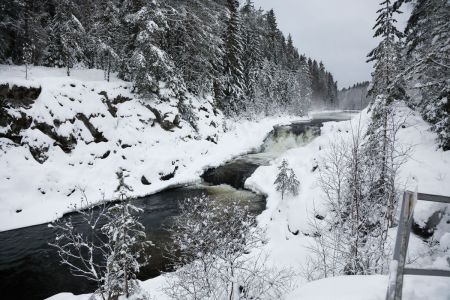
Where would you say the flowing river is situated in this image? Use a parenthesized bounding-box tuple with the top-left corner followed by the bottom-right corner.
(0, 111, 354, 300)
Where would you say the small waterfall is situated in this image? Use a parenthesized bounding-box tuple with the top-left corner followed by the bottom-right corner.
(202, 121, 323, 189)
(260, 124, 321, 154)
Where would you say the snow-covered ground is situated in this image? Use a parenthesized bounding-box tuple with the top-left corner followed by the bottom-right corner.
(245, 105, 450, 299)
(48, 104, 450, 300)
(0, 65, 302, 232)
(2, 66, 449, 299)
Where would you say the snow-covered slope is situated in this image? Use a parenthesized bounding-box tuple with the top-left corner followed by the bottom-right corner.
(245, 104, 450, 299)
(0, 65, 300, 232)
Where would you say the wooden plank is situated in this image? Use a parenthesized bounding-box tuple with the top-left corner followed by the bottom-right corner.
(417, 193, 450, 204)
(386, 191, 416, 300)
(404, 268, 450, 277)
(386, 191, 450, 300)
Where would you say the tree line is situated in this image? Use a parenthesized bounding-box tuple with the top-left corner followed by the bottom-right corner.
(0, 0, 338, 117)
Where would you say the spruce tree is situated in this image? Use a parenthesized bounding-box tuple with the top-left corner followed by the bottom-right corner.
(265, 9, 279, 64)
(274, 159, 299, 200)
(241, 0, 263, 106)
(367, 0, 403, 97)
(365, 0, 403, 227)
(45, 0, 86, 76)
(221, 0, 244, 116)
(91, 0, 121, 81)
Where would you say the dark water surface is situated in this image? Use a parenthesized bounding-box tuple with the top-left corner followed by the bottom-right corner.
(0, 186, 265, 300)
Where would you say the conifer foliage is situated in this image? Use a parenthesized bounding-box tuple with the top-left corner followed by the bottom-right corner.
(399, 0, 450, 150)
(274, 159, 299, 200)
(0, 0, 338, 118)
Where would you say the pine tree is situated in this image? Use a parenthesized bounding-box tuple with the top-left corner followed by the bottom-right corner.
(265, 9, 279, 64)
(288, 168, 300, 196)
(91, 0, 121, 81)
(285, 34, 299, 70)
(241, 0, 263, 105)
(23, 41, 33, 79)
(365, 0, 404, 229)
(45, 0, 86, 76)
(367, 0, 403, 97)
(105, 168, 150, 297)
(274, 159, 299, 200)
(221, 0, 245, 116)
(274, 159, 289, 200)
(124, 1, 183, 96)
(103, 203, 150, 298)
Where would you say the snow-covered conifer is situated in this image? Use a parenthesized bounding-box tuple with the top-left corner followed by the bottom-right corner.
(45, 0, 86, 76)
(220, 0, 245, 116)
(274, 159, 299, 200)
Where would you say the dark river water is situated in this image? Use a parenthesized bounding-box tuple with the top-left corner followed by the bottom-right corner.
(0, 112, 353, 300)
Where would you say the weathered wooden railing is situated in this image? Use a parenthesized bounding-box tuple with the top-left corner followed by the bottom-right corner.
(386, 191, 450, 300)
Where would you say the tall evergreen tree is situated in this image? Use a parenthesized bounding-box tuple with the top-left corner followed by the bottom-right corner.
(221, 0, 244, 116)
(367, 0, 403, 97)
(241, 0, 263, 104)
(91, 0, 121, 81)
(44, 0, 86, 75)
(265, 9, 279, 64)
(365, 0, 404, 228)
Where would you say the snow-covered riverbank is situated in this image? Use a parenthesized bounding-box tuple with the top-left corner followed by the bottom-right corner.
(0, 65, 302, 232)
(245, 105, 450, 299)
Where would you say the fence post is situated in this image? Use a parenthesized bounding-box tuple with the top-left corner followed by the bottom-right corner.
(386, 191, 416, 300)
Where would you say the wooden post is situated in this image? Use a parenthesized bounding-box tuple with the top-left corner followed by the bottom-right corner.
(386, 191, 416, 300)
(386, 191, 450, 300)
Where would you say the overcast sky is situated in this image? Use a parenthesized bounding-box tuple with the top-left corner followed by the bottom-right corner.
(254, 0, 409, 89)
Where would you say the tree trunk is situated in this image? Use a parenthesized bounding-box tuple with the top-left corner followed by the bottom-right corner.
(107, 54, 111, 82)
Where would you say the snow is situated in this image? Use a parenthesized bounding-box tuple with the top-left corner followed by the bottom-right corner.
(286, 275, 450, 300)
(2, 66, 449, 299)
(0, 65, 301, 232)
(245, 104, 450, 299)
(47, 103, 449, 300)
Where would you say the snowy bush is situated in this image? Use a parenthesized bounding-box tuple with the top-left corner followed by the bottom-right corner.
(50, 170, 152, 300)
(165, 195, 294, 299)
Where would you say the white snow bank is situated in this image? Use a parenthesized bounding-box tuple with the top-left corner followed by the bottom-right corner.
(0, 65, 303, 232)
(286, 274, 450, 300)
(244, 103, 450, 298)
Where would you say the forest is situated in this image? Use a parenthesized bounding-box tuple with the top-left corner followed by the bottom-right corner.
(0, 0, 338, 117)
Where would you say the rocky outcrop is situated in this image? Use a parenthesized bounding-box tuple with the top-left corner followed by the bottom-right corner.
(160, 166, 178, 181)
(33, 122, 77, 153)
(0, 83, 41, 108)
(0, 110, 33, 144)
(99, 91, 132, 117)
(141, 176, 151, 185)
(144, 104, 181, 132)
(0, 84, 41, 145)
(76, 113, 108, 143)
(412, 209, 447, 239)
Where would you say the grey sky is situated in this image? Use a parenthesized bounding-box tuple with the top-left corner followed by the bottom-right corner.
(255, 0, 409, 89)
